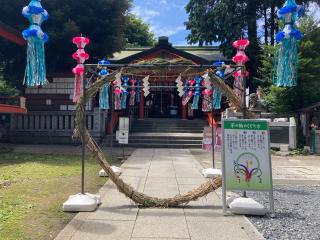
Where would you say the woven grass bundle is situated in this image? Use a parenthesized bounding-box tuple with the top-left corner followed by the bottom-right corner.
(73, 68, 251, 207)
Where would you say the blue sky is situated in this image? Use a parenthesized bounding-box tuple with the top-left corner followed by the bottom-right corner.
(131, 0, 189, 46)
(131, 1, 320, 46)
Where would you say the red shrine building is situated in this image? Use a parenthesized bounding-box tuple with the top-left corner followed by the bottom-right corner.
(3, 36, 225, 144)
(109, 36, 225, 120)
(0, 23, 26, 113)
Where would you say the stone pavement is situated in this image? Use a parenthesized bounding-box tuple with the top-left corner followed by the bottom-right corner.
(191, 150, 320, 186)
(55, 149, 263, 240)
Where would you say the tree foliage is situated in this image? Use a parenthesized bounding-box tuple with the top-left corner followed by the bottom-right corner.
(0, 0, 134, 90)
(125, 14, 156, 47)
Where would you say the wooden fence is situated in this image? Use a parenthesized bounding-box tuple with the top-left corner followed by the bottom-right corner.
(7, 108, 107, 144)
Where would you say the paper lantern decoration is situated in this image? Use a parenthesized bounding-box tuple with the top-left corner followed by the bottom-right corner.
(182, 79, 195, 106)
(192, 77, 202, 110)
(98, 60, 110, 110)
(274, 0, 304, 87)
(22, 0, 49, 86)
(232, 39, 249, 102)
(72, 36, 90, 103)
(129, 79, 137, 106)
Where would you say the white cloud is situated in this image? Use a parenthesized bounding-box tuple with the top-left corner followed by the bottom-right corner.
(308, 3, 320, 21)
(150, 25, 186, 37)
(131, 6, 160, 21)
(159, 0, 167, 4)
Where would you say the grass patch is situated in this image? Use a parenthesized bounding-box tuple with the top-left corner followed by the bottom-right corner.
(0, 152, 120, 240)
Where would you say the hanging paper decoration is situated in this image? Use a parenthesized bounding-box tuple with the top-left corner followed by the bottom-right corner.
(98, 60, 110, 110)
(212, 89, 222, 110)
(201, 88, 212, 112)
(182, 79, 195, 106)
(113, 87, 122, 110)
(22, 0, 49, 87)
(211, 61, 226, 110)
(192, 77, 202, 110)
(121, 76, 129, 109)
(142, 76, 150, 97)
(274, 0, 304, 87)
(99, 84, 110, 110)
(112, 74, 122, 110)
(129, 79, 137, 106)
(175, 74, 185, 97)
(136, 80, 141, 103)
(72, 36, 90, 103)
(232, 39, 250, 101)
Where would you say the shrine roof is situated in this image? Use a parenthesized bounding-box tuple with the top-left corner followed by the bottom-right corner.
(110, 37, 225, 64)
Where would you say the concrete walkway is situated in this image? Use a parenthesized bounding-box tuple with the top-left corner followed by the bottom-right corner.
(55, 149, 263, 240)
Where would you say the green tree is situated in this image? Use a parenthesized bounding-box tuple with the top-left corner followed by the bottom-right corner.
(0, 0, 131, 90)
(125, 14, 156, 47)
(185, 0, 262, 84)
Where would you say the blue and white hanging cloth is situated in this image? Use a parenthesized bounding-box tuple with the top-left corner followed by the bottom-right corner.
(22, 0, 49, 87)
(192, 77, 202, 110)
(121, 76, 129, 109)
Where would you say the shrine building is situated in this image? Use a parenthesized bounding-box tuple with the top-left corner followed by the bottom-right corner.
(109, 36, 225, 120)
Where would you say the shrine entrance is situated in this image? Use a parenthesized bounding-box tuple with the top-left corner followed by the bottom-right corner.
(143, 82, 204, 119)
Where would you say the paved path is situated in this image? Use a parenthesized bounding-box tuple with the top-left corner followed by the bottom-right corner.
(55, 149, 263, 240)
(191, 150, 320, 185)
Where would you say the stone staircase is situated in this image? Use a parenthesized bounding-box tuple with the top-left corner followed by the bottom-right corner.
(103, 118, 207, 149)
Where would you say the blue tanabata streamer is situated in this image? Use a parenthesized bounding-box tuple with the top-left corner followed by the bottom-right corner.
(121, 76, 129, 109)
(99, 84, 110, 110)
(22, 0, 48, 87)
(192, 77, 202, 110)
(212, 88, 222, 110)
(211, 61, 224, 109)
(274, 0, 303, 87)
(136, 80, 141, 103)
(98, 66, 110, 110)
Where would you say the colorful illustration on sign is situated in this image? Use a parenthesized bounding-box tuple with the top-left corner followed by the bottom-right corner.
(223, 119, 272, 191)
(233, 152, 262, 186)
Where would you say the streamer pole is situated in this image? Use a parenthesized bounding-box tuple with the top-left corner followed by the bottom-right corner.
(81, 65, 86, 194)
(211, 100, 215, 168)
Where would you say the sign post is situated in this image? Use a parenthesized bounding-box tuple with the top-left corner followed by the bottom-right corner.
(118, 117, 129, 160)
(222, 119, 275, 216)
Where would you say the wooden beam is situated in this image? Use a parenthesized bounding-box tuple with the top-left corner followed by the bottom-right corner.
(0, 22, 26, 46)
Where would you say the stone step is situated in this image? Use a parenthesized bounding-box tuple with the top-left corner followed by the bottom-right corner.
(110, 143, 202, 149)
(104, 139, 203, 145)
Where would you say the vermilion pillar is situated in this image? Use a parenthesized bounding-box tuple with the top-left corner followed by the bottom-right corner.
(181, 98, 187, 120)
(139, 90, 145, 119)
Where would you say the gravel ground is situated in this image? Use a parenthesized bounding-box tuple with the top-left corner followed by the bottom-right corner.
(247, 185, 320, 240)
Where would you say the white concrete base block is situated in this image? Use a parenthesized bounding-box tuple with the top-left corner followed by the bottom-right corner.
(280, 144, 290, 152)
(226, 196, 239, 207)
(99, 166, 122, 177)
(63, 193, 100, 212)
(99, 169, 108, 177)
(202, 168, 222, 178)
(229, 197, 267, 216)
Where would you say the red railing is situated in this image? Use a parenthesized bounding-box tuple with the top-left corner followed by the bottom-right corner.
(0, 96, 27, 114)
